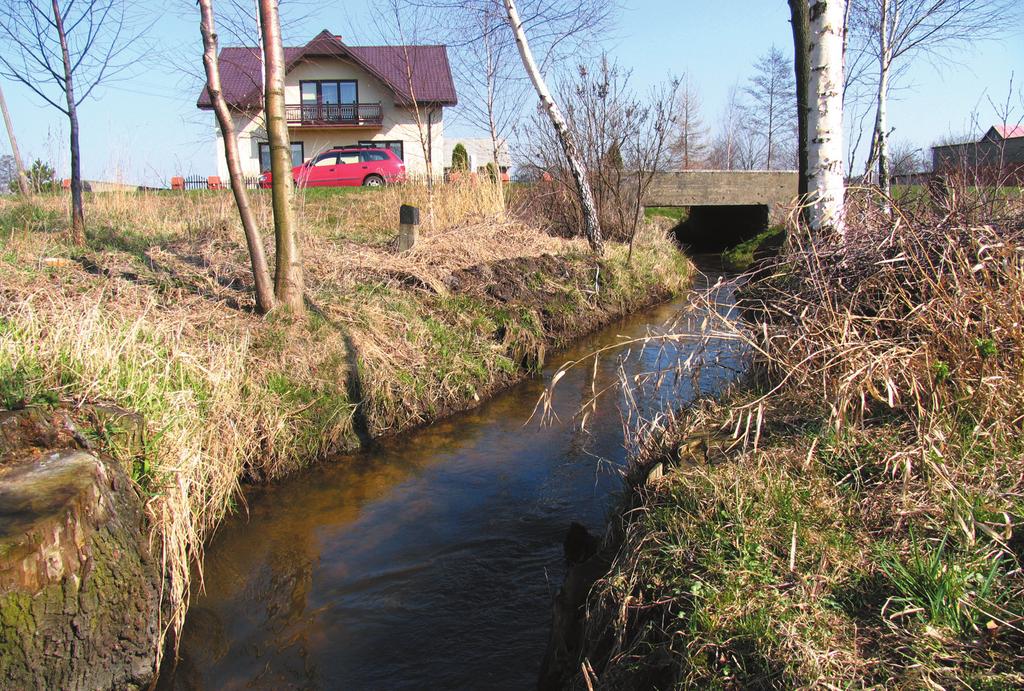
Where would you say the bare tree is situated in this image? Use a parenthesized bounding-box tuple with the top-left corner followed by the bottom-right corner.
(0, 82, 29, 196)
(671, 75, 707, 170)
(742, 46, 797, 170)
(449, 1, 528, 202)
(0, 0, 143, 243)
(503, 0, 603, 253)
(850, 0, 1019, 196)
(706, 84, 750, 171)
(258, 0, 303, 313)
(199, 0, 274, 314)
(806, 0, 846, 236)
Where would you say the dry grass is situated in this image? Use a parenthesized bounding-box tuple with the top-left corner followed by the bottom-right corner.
(552, 186, 1024, 688)
(0, 181, 688, 667)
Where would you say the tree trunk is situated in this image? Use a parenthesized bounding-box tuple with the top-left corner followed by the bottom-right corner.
(51, 0, 84, 244)
(875, 0, 891, 197)
(502, 0, 603, 254)
(0, 82, 30, 197)
(788, 0, 811, 209)
(199, 0, 275, 315)
(807, 0, 846, 237)
(258, 0, 304, 313)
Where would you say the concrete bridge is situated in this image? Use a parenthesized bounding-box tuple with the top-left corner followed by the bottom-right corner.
(644, 170, 798, 208)
(643, 170, 799, 251)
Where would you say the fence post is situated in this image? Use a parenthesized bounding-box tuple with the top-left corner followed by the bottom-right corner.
(398, 204, 420, 252)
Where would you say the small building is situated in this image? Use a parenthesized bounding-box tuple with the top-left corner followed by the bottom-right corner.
(443, 138, 512, 177)
(931, 125, 1024, 184)
(196, 30, 457, 179)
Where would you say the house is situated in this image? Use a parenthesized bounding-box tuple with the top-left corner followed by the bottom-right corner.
(443, 138, 512, 177)
(931, 124, 1024, 184)
(197, 30, 457, 179)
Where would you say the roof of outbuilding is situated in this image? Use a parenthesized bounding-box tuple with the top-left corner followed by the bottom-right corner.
(990, 124, 1024, 140)
(197, 30, 457, 110)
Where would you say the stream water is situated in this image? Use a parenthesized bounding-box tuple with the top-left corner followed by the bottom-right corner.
(158, 256, 744, 691)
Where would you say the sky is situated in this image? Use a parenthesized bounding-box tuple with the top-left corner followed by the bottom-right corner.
(1, 0, 1021, 186)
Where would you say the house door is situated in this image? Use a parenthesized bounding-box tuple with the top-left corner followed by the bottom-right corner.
(302, 81, 358, 123)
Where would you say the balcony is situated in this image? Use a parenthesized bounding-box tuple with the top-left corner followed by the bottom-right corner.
(285, 102, 384, 128)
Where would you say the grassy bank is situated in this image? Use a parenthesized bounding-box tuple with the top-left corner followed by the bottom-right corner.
(0, 183, 688, 653)
(567, 191, 1024, 688)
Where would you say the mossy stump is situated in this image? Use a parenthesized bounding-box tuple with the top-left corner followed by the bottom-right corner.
(0, 408, 161, 690)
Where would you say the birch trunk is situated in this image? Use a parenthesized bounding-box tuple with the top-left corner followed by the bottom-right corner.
(502, 0, 603, 254)
(807, 0, 846, 236)
(258, 0, 304, 313)
(0, 83, 30, 196)
(51, 0, 85, 244)
(874, 0, 892, 197)
(199, 0, 275, 314)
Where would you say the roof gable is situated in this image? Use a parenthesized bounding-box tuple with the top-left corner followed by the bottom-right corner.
(986, 124, 1024, 141)
(197, 30, 457, 110)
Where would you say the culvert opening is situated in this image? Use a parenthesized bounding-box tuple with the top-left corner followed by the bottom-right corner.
(671, 204, 769, 253)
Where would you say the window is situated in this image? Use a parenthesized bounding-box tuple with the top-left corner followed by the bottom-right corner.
(300, 80, 358, 105)
(359, 140, 404, 161)
(337, 151, 360, 165)
(360, 150, 390, 162)
(311, 153, 338, 167)
(258, 142, 304, 172)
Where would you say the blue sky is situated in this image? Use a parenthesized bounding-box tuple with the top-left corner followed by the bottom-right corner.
(2, 0, 1021, 185)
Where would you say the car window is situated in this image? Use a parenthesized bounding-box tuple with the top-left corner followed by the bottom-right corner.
(337, 152, 360, 164)
(312, 153, 337, 167)
(360, 150, 389, 163)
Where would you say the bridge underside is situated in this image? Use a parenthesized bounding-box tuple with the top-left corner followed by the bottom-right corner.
(643, 170, 798, 253)
(673, 205, 769, 252)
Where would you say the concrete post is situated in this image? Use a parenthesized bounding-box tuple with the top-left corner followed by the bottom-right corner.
(399, 204, 420, 252)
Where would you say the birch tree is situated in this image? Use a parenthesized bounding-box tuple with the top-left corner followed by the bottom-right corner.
(0, 82, 29, 196)
(502, 0, 602, 253)
(199, 0, 274, 314)
(258, 0, 304, 312)
(806, 0, 846, 236)
(0, 0, 142, 243)
(850, 0, 1017, 196)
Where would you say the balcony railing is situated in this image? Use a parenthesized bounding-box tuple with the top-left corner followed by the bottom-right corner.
(285, 102, 384, 127)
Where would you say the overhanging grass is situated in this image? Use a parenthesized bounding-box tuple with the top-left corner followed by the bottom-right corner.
(573, 189, 1024, 689)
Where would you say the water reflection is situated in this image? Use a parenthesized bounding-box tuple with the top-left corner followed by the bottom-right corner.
(159, 258, 744, 690)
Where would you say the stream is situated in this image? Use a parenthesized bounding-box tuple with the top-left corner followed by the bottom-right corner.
(158, 256, 744, 690)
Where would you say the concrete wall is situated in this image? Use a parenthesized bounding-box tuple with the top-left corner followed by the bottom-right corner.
(214, 56, 445, 180)
(644, 170, 799, 208)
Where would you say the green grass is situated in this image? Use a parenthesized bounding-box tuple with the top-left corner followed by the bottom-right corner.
(644, 206, 688, 222)
(721, 224, 785, 271)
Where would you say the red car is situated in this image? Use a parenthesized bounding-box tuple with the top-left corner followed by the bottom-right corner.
(259, 146, 405, 188)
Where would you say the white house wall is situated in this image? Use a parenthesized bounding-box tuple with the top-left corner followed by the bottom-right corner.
(214, 56, 445, 180)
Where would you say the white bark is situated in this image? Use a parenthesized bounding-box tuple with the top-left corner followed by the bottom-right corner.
(807, 0, 846, 236)
(0, 82, 30, 196)
(502, 0, 603, 253)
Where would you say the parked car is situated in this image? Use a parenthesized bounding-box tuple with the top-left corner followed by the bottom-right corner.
(259, 146, 406, 188)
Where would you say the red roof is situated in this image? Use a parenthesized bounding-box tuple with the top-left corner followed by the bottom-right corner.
(197, 30, 457, 110)
(991, 124, 1024, 140)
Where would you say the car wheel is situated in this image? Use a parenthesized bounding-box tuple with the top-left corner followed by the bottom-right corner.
(363, 174, 385, 187)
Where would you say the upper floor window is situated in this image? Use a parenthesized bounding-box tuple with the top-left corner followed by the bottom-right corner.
(301, 80, 358, 105)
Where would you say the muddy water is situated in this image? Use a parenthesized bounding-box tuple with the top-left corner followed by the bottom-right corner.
(159, 258, 744, 691)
